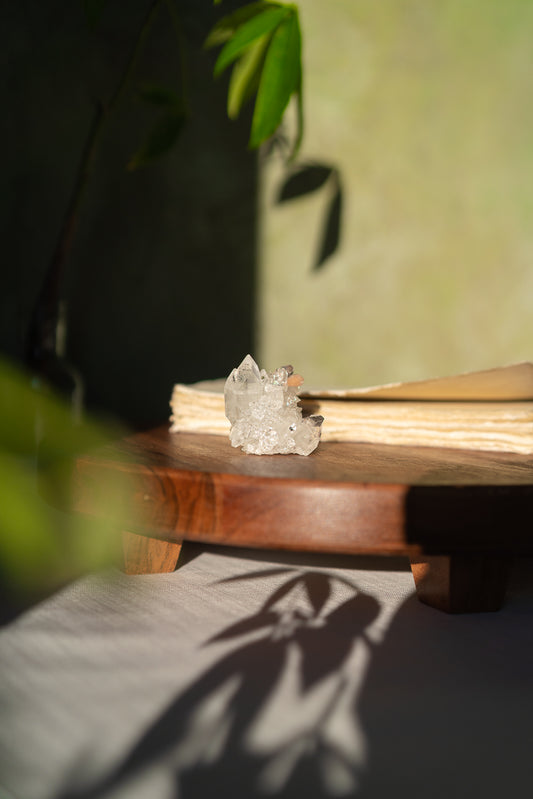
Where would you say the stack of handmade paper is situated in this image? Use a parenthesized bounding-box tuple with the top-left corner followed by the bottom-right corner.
(170, 362, 533, 454)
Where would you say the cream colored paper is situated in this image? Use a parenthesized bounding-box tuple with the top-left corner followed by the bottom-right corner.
(169, 363, 533, 453)
(303, 362, 533, 401)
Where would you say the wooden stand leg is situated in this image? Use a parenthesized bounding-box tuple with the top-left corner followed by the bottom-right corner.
(409, 553, 511, 613)
(122, 531, 182, 576)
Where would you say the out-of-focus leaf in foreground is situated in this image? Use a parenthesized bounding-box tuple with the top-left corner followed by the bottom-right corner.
(0, 358, 131, 597)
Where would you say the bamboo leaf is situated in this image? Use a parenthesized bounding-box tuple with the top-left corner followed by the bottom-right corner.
(227, 32, 271, 119)
(127, 111, 185, 170)
(213, 5, 289, 78)
(0, 359, 116, 459)
(0, 455, 61, 585)
(0, 359, 129, 594)
(137, 82, 183, 108)
(205, 1, 273, 49)
(291, 84, 304, 159)
(249, 9, 301, 149)
(0, 454, 126, 592)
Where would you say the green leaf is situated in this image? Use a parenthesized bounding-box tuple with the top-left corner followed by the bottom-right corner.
(0, 450, 128, 593)
(0, 359, 116, 460)
(128, 110, 186, 170)
(0, 358, 130, 594)
(227, 32, 271, 119)
(213, 5, 289, 77)
(291, 83, 304, 159)
(249, 9, 302, 149)
(0, 455, 60, 583)
(205, 2, 274, 49)
(137, 82, 183, 109)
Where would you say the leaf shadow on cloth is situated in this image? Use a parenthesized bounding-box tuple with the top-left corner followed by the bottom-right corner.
(59, 565, 382, 799)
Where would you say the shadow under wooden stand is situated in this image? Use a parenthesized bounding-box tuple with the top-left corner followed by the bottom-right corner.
(73, 428, 533, 614)
(409, 554, 511, 613)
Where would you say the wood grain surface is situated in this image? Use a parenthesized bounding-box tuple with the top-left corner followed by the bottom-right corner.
(73, 427, 533, 555)
(113, 427, 533, 485)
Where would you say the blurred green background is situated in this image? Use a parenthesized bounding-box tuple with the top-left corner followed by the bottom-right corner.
(259, 0, 533, 387)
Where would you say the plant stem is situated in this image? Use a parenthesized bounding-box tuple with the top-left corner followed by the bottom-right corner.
(26, 0, 164, 369)
(165, 0, 190, 116)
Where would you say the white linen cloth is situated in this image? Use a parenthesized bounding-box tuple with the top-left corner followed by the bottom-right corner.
(0, 545, 532, 799)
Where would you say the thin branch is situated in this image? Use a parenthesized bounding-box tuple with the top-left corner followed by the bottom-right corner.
(165, 0, 191, 115)
(27, 0, 165, 365)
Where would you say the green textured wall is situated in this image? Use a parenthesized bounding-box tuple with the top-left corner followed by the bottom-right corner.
(259, 0, 533, 387)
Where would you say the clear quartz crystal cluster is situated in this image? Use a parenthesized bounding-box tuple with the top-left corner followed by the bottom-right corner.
(224, 355, 324, 456)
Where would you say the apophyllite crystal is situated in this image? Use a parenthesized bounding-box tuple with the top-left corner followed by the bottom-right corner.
(224, 355, 323, 455)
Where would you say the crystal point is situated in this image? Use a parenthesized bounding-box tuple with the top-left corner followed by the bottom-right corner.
(224, 355, 323, 456)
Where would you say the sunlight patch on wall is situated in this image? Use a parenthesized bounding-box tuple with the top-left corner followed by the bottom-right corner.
(258, 0, 533, 387)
